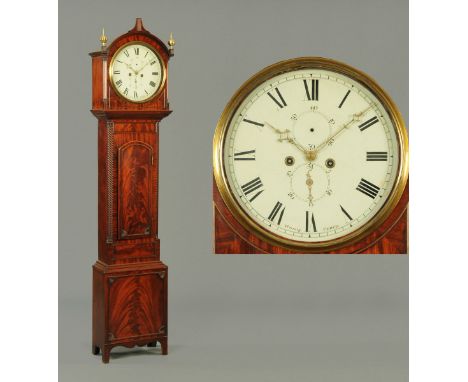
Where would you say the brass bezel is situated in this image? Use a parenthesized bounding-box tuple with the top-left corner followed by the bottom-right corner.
(109, 41, 166, 104)
(213, 57, 409, 252)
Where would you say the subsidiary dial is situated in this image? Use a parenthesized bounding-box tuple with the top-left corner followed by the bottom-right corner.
(287, 162, 332, 206)
(290, 106, 333, 152)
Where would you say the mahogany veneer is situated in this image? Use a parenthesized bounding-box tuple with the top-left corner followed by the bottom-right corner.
(90, 18, 173, 363)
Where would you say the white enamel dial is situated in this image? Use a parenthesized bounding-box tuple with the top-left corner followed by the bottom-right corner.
(110, 43, 164, 102)
(222, 68, 401, 243)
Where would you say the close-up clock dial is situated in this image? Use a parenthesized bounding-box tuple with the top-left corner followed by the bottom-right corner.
(213, 57, 408, 252)
(109, 42, 165, 103)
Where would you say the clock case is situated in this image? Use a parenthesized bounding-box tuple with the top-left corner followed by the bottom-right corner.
(213, 58, 409, 254)
(90, 19, 172, 363)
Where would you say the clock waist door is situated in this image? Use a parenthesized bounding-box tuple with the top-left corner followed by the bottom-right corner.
(99, 120, 160, 263)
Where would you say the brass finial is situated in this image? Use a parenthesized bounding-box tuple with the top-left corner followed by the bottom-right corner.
(168, 32, 175, 56)
(100, 28, 108, 49)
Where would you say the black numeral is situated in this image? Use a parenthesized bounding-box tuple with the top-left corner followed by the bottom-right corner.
(305, 211, 317, 232)
(123, 88, 128, 95)
(338, 90, 351, 108)
(134, 47, 139, 55)
(267, 87, 287, 108)
(150, 60, 156, 65)
(241, 177, 264, 202)
(115, 80, 122, 87)
(356, 178, 380, 199)
(234, 150, 256, 161)
(134, 91, 138, 98)
(340, 205, 353, 221)
(304, 79, 319, 101)
(243, 119, 264, 127)
(366, 151, 388, 161)
(268, 201, 285, 225)
(358, 116, 379, 132)
(149, 81, 156, 87)
(152, 72, 158, 75)
(113, 70, 120, 75)
(123, 50, 129, 57)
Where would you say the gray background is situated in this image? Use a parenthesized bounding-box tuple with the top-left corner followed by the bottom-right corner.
(59, 0, 408, 380)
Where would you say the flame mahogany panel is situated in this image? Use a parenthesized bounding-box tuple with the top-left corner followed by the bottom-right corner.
(118, 142, 153, 239)
(108, 272, 166, 341)
(213, 179, 408, 254)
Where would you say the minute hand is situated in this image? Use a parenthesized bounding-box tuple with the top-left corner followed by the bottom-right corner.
(135, 57, 155, 74)
(314, 106, 372, 153)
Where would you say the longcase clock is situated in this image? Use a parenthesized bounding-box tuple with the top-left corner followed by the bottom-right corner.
(213, 57, 408, 254)
(89, 18, 175, 363)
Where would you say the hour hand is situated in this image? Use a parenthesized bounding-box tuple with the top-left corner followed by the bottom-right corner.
(264, 121, 289, 137)
(264, 121, 313, 157)
(264, 121, 296, 145)
(121, 61, 137, 74)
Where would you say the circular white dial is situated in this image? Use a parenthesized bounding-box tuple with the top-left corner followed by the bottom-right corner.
(222, 68, 401, 244)
(110, 43, 164, 102)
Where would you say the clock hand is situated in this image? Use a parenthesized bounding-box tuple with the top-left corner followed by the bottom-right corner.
(306, 169, 314, 206)
(314, 106, 372, 153)
(135, 56, 155, 74)
(264, 121, 317, 162)
(264, 121, 309, 153)
(119, 60, 138, 75)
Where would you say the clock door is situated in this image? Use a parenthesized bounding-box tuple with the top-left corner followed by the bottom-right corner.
(108, 272, 166, 342)
(118, 141, 154, 239)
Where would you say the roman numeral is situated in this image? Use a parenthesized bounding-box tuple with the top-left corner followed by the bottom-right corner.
(123, 88, 128, 96)
(304, 79, 319, 101)
(134, 47, 139, 55)
(149, 81, 156, 87)
(123, 50, 129, 57)
(340, 205, 353, 220)
(134, 91, 138, 98)
(241, 177, 264, 202)
(268, 201, 285, 224)
(366, 151, 388, 161)
(305, 211, 317, 232)
(243, 119, 264, 127)
(234, 150, 256, 161)
(356, 178, 380, 199)
(115, 80, 122, 87)
(113, 70, 120, 75)
(150, 60, 156, 65)
(358, 116, 379, 131)
(267, 87, 287, 108)
(338, 90, 351, 108)
(152, 72, 158, 75)
(145, 51, 149, 57)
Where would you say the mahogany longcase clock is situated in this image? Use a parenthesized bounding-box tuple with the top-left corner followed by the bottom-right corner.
(213, 57, 409, 254)
(89, 18, 175, 363)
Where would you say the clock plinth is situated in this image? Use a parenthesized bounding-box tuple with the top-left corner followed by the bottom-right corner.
(90, 19, 173, 363)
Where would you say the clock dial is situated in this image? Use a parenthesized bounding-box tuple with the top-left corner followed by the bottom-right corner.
(110, 43, 164, 102)
(215, 59, 407, 249)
